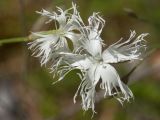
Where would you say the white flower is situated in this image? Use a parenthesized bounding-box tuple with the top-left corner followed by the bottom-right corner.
(28, 3, 82, 66)
(72, 30, 148, 113)
(28, 2, 149, 115)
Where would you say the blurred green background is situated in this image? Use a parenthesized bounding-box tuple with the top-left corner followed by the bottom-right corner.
(0, 0, 160, 120)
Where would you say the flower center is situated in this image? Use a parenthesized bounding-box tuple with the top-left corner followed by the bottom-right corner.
(95, 58, 103, 65)
(55, 28, 66, 36)
(99, 60, 103, 65)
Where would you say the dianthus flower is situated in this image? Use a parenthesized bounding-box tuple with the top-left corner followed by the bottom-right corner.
(28, 2, 149, 114)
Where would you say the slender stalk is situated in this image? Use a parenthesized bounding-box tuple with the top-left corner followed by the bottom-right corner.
(0, 37, 28, 46)
(0, 30, 54, 46)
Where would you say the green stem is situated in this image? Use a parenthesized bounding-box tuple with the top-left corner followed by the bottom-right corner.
(0, 37, 28, 46)
(0, 30, 54, 46)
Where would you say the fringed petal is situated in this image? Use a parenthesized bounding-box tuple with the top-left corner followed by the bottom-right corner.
(88, 63, 101, 85)
(74, 74, 96, 113)
(28, 34, 59, 65)
(83, 39, 102, 58)
(102, 30, 149, 63)
(36, 7, 67, 27)
(28, 32, 70, 66)
(74, 63, 133, 113)
(99, 64, 133, 103)
(71, 58, 92, 70)
(88, 12, 105, 38)
(79, 13, 105, 58)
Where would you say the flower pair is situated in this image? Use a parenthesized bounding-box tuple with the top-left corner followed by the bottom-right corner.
(28, 2, 148, 113)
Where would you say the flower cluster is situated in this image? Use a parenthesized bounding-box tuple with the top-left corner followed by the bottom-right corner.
(28, 3, 148, 113)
